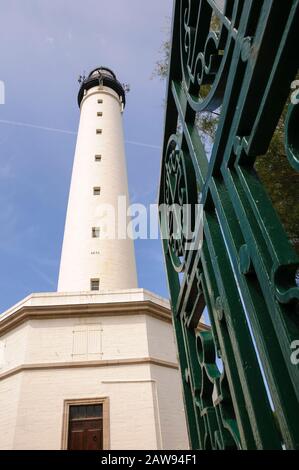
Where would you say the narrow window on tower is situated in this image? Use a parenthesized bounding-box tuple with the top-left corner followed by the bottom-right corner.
(96, 129, 102, 135)
(93, 187, 101, 196)
(97, 99, 103, 104)
(95, 155, 102, 162)
(97, 112, 103, 117)
(92, 227, 100, 238)
(90, 279, 100, 291)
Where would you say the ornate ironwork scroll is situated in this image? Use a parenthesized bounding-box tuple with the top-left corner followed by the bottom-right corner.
(159, 0, 299, 450)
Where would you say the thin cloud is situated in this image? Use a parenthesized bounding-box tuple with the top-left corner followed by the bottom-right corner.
(46, 36, 55, 44)
(125, 140, 161, 150)
(29, 263, 56, 289)
(0, 119, 76, 135)
(0, 119, 161, 150)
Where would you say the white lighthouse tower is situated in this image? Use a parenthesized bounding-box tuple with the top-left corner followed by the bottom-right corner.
(58, 67, 138, 292)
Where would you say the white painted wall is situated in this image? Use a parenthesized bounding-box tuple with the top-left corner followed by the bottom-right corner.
(11, 366, 158, 450)
(150, 365, 189, 450)
(0, 365, 188, 450)
(0, 373, 23, 449)
(0, 315, 149, 372)
(58, 85, 138, 292)
(0, 323, 28, 372)
(0, 293, 189, 450)
(145, 315, 178, 364)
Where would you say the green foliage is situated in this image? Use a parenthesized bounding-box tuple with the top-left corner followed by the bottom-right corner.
(255, 106, 299, 253)
(152, 39, 170, 80)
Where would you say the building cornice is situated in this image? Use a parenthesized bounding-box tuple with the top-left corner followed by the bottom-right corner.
(0, 300, 177, 335)
(0, 357, 180, 381)
(0, 298, 209, 336)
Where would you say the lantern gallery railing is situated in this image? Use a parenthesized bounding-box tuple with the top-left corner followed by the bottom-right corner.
(158, 0, 299, 450)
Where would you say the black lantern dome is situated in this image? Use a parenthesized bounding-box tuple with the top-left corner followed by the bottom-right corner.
(77, 66, 126, 108)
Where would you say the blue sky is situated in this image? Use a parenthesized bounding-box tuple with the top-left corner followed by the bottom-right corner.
(0, 0, 172, 312)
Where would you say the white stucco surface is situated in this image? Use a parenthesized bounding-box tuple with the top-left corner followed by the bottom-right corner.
(0, 290, 189, 450)
(58, 86, 138, 292)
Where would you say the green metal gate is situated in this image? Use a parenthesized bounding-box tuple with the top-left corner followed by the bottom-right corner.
(158, 0, 299, 450)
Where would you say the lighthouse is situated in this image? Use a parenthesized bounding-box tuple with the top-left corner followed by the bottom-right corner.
(58, 67, 138, 292)
(0, 66, 193, 451)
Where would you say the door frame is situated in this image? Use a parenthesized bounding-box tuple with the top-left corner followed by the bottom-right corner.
(61, 397, 110, 450)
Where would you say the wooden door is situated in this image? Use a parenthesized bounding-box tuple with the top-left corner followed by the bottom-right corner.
(68, 405, 103, 450)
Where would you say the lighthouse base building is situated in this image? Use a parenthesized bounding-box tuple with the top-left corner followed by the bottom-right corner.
(0, 289, 191, 450)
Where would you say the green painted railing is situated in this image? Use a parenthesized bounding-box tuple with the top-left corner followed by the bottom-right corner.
(159, 0, 299, 450)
